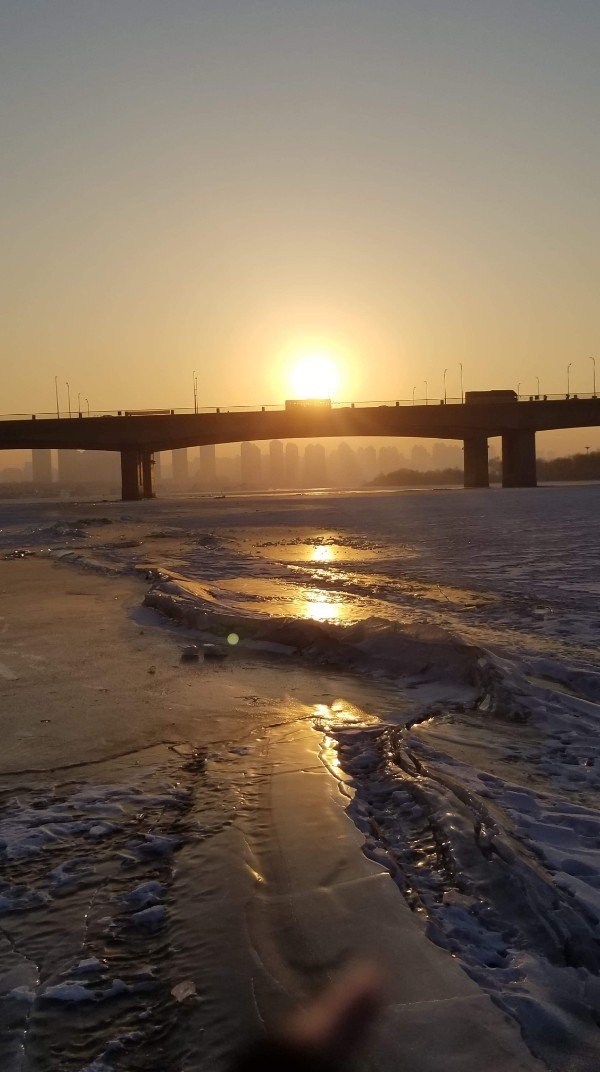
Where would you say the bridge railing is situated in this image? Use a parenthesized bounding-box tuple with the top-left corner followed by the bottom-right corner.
(0, 393, 597, 421)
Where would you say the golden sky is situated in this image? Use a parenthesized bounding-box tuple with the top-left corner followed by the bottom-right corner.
(2, 2, 599, 454)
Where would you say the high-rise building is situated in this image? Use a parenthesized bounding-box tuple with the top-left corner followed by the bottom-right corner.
(240, 442, 262, 487)
(331, 442, 360, 486)
(303, 443, 327, 488)
(172, 448, 189, 484)
(32, 449, 52, 484)
(432, 441, 462, 469)
(199, 444, 217, 485)
(218, 453, 240, 486)
(57, 450, 82, 484)
(78, 451, 120, 485)
(284, 442, 299, 487)
(410, 444, 430, 471)
(378, 445, 402, 475)
(357, 444, 378, 482)
(268, 441, 285, 488)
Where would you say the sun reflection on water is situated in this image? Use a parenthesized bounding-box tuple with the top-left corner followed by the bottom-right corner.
(311, 545, 334, 563)
(215, 574, 364, 625)
(313, 701, 373, 776)
(298, 587, 349, 622)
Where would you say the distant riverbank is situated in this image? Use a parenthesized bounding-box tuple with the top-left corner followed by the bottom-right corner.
(372, 448, 600, 487)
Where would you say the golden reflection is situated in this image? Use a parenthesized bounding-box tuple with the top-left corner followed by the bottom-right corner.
(299, 588, 348, 623)
(322, 734, 341, 770)
(314, 703, 331, 719)
(312, 544, 334, 563)
(217, 575, 364, 624)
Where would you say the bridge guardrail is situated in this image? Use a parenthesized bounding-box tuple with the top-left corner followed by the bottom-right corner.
(0, 393, 597, 421)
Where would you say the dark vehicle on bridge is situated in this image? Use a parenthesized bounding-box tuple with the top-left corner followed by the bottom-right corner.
(285, 398, 332, 411)
(464, 390, 517, 404)
(123, 408, 174, 416)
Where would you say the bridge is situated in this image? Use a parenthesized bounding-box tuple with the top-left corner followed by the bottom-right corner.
(1, 394, 599, 500)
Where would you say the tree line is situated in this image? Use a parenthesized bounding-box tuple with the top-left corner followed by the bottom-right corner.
(372, 449, 600, 486)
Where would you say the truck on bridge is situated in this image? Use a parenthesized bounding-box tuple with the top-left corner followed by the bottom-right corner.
(285, 398, 332, 411)
(465, 390, 518, 404)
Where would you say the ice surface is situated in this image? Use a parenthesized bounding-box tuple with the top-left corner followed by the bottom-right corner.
(131, 905, 166, 930)
(1, 487, 599, 1070)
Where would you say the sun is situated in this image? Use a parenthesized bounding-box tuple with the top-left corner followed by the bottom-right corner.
(289, 352, 340, 400)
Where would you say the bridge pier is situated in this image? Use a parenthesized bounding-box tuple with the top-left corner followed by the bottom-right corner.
(502, 430, 537, 487)
(463, 435, 489, 488)
(120, 449, 156, 499)
(120, 449, 143, 500)
(141, 450, 155, 498)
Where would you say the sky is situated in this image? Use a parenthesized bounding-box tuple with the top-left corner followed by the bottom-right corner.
(2, 1, 600, 447)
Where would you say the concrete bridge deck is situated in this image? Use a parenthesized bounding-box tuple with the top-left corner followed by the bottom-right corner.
(1, 396, 599, 499)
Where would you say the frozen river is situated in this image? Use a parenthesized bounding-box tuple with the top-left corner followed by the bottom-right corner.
(0, 484, 599, 1071)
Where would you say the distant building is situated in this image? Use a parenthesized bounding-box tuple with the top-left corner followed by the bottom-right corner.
(357, 444, 378, 482)
(268, 441, 285, 488)
(410, 444, 430, 471)
(303, 443, 327, 488)
(172, 448, 189, 484)
(32, 449, 52, 484)
(331, 442, 360, 486)
(379, 445, 402, 475)
(78, 451, 120, 485)
(199, 444, 217, 486)
(57, 449, 81, 483)
(432, 441, 462, 469)
(240, 441, 262, 487)
(0, 466, 26, 483)
(284, 442, 299, 487)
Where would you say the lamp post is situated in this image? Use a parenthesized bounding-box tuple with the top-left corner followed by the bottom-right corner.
(77, 392, 81, 416)
(85, 398, 90, 417)
(54, 375, 60, 419)
(590, 356, 596, 396)
(459, 362, 463, 403)
(424, 380, 428, 405)
(412, 385, 416, 405)
(193, 371, 198, 414)
(567, 363, 572, 397)
(66, 381, 71, 418)
(536, 376, 540, 397)
(443, 368, 447, 404)
(517, 382, 521, 398)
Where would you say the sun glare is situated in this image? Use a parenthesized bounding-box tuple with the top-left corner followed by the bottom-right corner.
(289, 353, 340, 400)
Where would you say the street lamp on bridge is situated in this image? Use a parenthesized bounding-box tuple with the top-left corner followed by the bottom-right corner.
(443, 368, 447, 404)
(54, 375, 60, 419)
(412, 386, 416, 405)
(424, 380, 428, 405)
(459, 363, 464, 403)
(567, 363, 572, 397)
(536, 376, 540, 397)
(85, 398, 90, 417)
(66, 381, 72, 418)
(591, 356, 596, 396)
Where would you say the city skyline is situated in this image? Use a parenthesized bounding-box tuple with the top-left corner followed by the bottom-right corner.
(5, 432, 595, 493)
